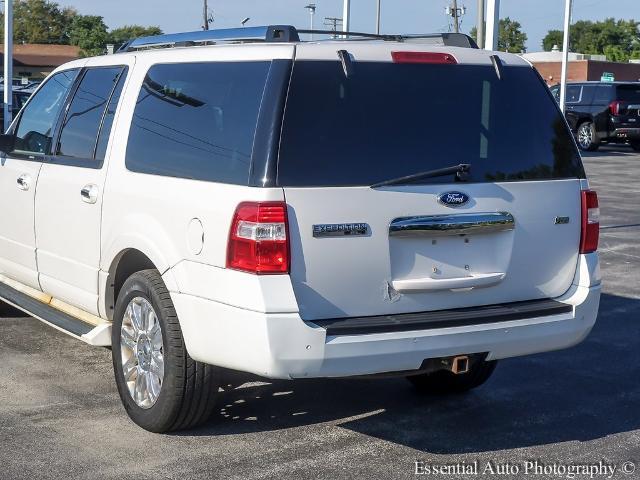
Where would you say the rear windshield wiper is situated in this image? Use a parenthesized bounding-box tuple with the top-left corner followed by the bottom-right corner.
(370, 163, 471, 188)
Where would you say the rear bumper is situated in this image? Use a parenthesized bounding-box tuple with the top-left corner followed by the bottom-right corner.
(172, 265, 601, 380)
(610, 127, 640, 140)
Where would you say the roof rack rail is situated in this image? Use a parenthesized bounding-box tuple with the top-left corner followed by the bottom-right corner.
(297, 29, 478, 48)
(117, 25, 478, 53)
(118, 25, 300, 52)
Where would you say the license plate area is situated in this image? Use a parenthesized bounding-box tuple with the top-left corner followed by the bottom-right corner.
(389, 231, 514, 283)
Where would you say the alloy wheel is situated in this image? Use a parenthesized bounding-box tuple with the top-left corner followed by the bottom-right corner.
(578, 124, 593, 149)
(120, 296, 165, 409)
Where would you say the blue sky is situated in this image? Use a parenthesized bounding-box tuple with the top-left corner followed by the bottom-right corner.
(57, 0, 638, 51)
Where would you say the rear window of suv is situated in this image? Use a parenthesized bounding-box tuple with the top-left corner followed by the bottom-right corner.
(277, 61, 584, 187)
(616, 84, 640, 103)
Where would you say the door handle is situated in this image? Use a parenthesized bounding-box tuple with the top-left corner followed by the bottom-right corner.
(80, 184, 99, 204)
(16, 174, 31, 191)
(391, 272, 506, 293)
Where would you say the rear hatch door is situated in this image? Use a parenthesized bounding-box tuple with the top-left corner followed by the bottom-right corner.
(614, 84, 640, 128)
(278, 46, 586, 321)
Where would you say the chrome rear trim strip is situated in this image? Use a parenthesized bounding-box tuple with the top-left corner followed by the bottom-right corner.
(389, 212, 515, 237)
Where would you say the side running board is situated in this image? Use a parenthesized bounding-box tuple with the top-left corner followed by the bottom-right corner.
(0, 279, 111, 346)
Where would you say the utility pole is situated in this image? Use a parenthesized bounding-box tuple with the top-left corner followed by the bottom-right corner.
(305, 4, 316, 40)
(476, 0, 485, 48)
(324, 17, 343, 39)
(4, 0, 13, 132)
(342, 0, 350, 36)
(559, 0, 573, 113)
(445, 2, 466, 34)
(376, 0, 381, 34)
(485, 0, 499, 50)
(452, 0, 459, 33)
(202, 0, 209, 30)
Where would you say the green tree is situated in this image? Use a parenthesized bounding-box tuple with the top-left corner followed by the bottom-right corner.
(542, 18, 640, 61)
(0, 0, 76, 44)
(108, 25, 163, 50)
(470, 17, 528, 53)
(542, 30, 563, 51)
(69, 15, 109, 57)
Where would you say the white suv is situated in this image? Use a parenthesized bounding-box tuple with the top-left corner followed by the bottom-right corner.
(0, 26, 601, 432)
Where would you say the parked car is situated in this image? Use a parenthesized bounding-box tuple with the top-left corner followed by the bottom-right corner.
(0, 89, 33, 130)
(551, 81, 640, 151)
(0, 25, 601, 432)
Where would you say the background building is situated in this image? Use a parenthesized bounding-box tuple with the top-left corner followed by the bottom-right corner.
(523, 49, 640, 85)
(0, 44, 80, 81)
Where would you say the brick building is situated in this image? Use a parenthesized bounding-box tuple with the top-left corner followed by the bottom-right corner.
(522, 50, 640, 86)
(0, 44, 81, 81)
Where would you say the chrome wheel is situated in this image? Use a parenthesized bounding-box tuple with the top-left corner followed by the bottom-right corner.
(120, 296, 164, 409)
(578, 123, 593, 149)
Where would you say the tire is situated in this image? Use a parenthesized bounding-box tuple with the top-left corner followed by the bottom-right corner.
(630, 141, 640, 152)
(576, 121, 600, 151)
(112, 269, 220, 432)
(407, 359, 497, 395)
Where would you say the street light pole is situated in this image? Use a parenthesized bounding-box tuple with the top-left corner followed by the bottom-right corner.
(305, 4, 316, 40)
(376, 0, 381, 35)
(559, 0, 573, 113)
(342, 0, 350, 37)
(476, 0, 485, 48)
(485, 0, 499, 50)
(4, 0, 13, 132)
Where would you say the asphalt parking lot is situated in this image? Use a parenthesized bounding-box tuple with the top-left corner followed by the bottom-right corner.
(1, 147, 639, 480)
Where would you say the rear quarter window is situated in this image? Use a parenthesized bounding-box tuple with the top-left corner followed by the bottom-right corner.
(125, 61, 270, 184)
(277, 61, 584, 187)
(594, 85, 614, 104)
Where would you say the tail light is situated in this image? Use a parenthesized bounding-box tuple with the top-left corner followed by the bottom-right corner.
(391, 51, 457, 64)
(227, 201, 289, 274)
(580, 190, 599, 254)
(609, 100, 625, 115)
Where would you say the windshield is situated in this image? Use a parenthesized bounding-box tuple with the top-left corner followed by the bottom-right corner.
(277, 61, 584, 187)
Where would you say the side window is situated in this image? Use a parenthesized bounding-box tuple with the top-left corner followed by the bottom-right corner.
(550, 86, 560, 102)
(94, 68, 127, 162)
(579, 85, 596, 105)
(566, 85, 582, 103)
(56, 66, 125, 163)
(13, 69, 79, 156)
(125, 61, 271, 184)
(593, 86, 613, 105)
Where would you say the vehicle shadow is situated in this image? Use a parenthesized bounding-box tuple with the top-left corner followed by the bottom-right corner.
(581, 147, 638, 157)
(180, 293, 640, 454)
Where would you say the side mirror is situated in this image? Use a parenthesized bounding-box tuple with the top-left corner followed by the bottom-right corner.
(0, 134, 15, 154)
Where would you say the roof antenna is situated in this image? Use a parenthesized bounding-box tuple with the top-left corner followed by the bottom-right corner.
(490, 54, 503, 80)
(337, 49, 355, 78)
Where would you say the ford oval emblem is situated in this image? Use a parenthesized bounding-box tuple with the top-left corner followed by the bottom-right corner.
(437, 191, 470, 207)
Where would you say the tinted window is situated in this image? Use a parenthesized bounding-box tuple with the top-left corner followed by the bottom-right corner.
(57, 67, 124, 160)
(550, 86, 560, 102)
(566, 85, 582, 103)
(594, 85, 614, 104)
(13, 69, 78, 155)
(126, 61, 270, 184)
(580, 85, 597, 104)
(277, 62, 584, 187)
(95, 68, 127, 161)
(13, 92, 30, 110)
(616, 84, 640, 103)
